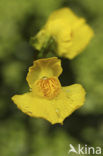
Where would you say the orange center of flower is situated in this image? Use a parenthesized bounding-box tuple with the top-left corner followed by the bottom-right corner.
(33, 77, 61, 99)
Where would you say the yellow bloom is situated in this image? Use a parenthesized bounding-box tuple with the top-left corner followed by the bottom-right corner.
(33, 8, 94, 59)
(12, 57, 85, 124)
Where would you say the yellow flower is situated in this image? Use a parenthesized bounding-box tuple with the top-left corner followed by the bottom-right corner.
(33, 8, 94, 59)
(12, 57, 85, 124)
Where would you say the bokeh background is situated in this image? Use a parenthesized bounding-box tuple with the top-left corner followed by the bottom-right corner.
(0, 0, 103, 156)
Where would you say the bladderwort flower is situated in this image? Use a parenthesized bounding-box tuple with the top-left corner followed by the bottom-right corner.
(32, 8, 94, 59)
(12, 57, 85, 124)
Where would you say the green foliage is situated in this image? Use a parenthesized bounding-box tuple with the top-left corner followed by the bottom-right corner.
(0, 119, 27, 156)
(71, 0, 103, 114)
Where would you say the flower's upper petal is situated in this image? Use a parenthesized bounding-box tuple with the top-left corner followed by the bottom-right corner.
(45, 8, 94, 59)
(32, 8, 94, 60)
(26, 57, 62, 88)
(45, 8, 80, 44)
(46, 8, 80, 26)
(12, 84, 85, 124)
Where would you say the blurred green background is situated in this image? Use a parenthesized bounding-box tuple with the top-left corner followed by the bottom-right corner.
(0, 0, 103, 156)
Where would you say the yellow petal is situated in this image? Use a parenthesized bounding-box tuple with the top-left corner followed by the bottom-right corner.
(53, 84, 86, 124)
(45, 8, 94, 59)
(12, 93, 61, 124)
(45, 8, 81, 45)
(26, 57, 62, 88)
(58, 22, 94, 59)
(12, 84, 85, 124)
(62, 84, 86, 110)
(33, 8, 94, 59)
(46, 8, 80, 27)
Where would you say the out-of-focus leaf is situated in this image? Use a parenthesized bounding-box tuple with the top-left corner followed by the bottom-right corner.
(0, 119, 27, 156)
